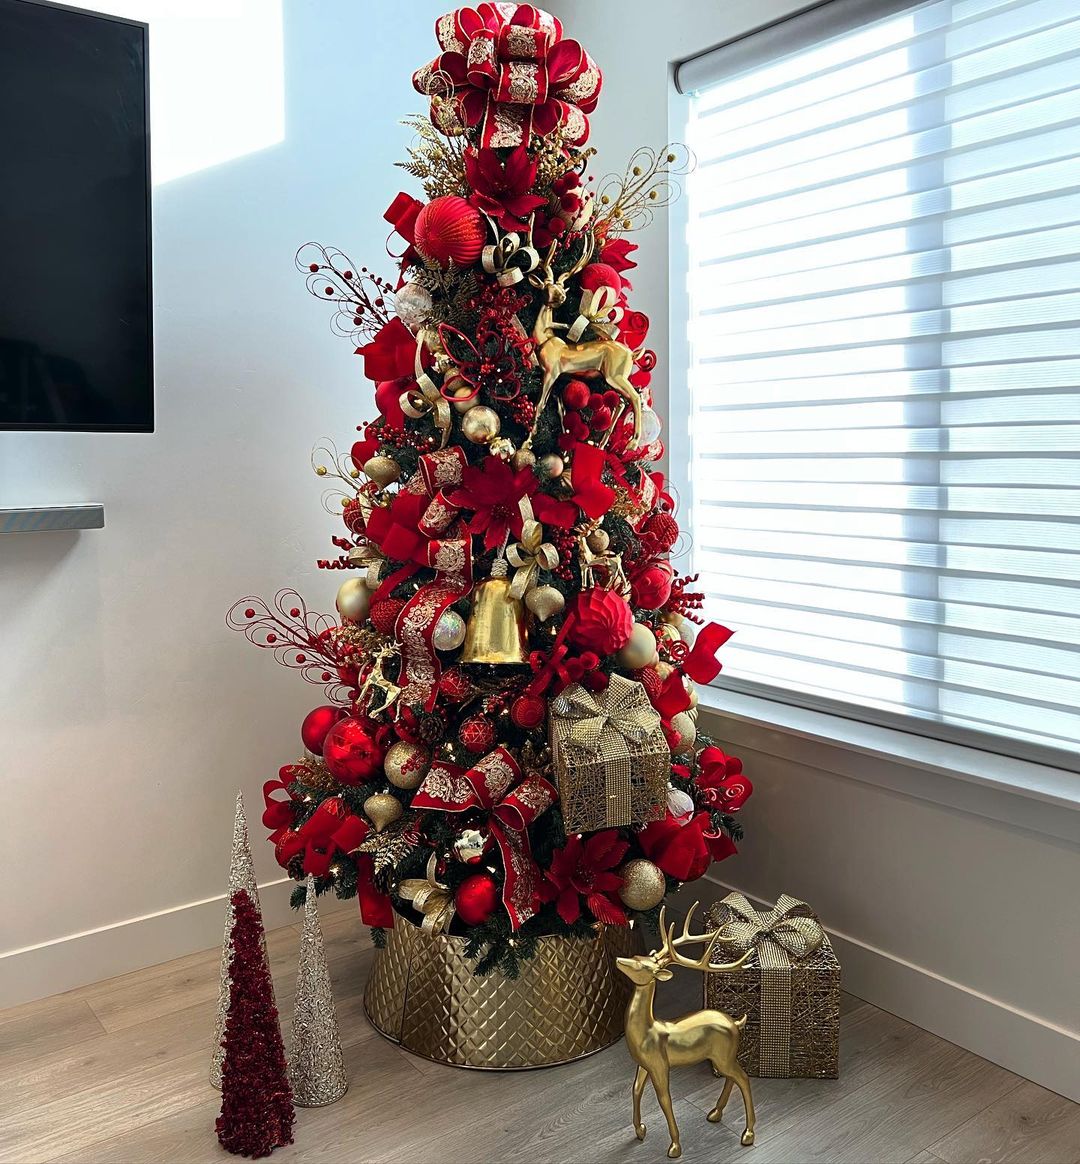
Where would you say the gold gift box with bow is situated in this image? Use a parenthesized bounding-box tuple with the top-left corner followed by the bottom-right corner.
(703, 893, 841, 1079)
(549, 674, 669, 834)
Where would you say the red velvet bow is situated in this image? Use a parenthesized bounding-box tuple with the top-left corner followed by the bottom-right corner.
(357, 317, 431, 384)
(413, 4, 601, 148)
(563, 440, 618, 520)
(384, 191, 424, 268)
(638, 810, 737, 883)
(523, 612, 598, 698)
(412, 745, 556, 928)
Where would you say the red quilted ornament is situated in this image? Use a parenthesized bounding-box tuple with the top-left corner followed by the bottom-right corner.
(455, 872, 500, 925)
(630, 561, 674, 610)
(640, 511, 679, 553)
(579, 262, 623, 293)
(568, 588, 634, 655)
(459, 714, 496, 754)
(413, 196, 486, 267)
(370, 597, 406, 637)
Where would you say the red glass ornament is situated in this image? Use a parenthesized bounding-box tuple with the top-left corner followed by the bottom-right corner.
(300, 705, 346, 754)
(370, 597, 406, 637)
(510, 693, 546, 730)
(568, 588, 634, 655)
(454, 872, 500, 926)
(579, 262, 623, 292)
(322, 717, 385, 785)
(413, 196, 486, 267)
(459, 714, 496, 754)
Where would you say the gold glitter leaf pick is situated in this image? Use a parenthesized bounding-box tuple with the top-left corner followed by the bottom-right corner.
(290, 877, 348, 1107)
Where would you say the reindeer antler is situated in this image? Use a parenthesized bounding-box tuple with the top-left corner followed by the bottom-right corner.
(526, 235, 595, 300)
(656, 903, 752, 973)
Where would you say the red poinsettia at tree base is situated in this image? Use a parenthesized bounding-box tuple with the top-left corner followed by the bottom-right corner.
(229, 0, 754, 978)
(216, 890, 294, 1158)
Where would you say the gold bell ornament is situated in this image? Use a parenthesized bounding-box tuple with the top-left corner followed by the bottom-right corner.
(460, 557, 528, 665)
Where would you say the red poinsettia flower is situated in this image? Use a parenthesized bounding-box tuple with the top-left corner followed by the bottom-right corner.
(695, 746, 752, 811)
(465, 146, 547, 232)
(599, 237, 638, 288)
(446, 457, 538, 552)
(639, 811, 736, 882)
(356, 317, 429, 383)
(540, 831, 629, 925)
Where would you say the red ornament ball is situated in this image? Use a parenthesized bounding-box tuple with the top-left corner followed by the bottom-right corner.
(568, 587, 634, 655)
(630, 562, 674, 610)
(637, 664, 664, 700)
(322, 717, 385, 785)
(440, 666, 474, 703)
(413, 196, 486, 267)
(579, 262, 623, 293)
(454, 872, 500, 926)
(641, 511, 680, 553)
(562, 379, 591, 411)
(370, 597, 406, 637)
(300, 705, 346, 754)
(510, 693, 547, 730)
(459, 714, 496, 754)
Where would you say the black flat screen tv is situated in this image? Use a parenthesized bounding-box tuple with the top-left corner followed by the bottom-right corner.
(0, 0, 152, 432)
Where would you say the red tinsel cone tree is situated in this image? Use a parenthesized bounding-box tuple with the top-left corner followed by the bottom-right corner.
(216, 890, 295, 1158)
(228, 2, 754, 979)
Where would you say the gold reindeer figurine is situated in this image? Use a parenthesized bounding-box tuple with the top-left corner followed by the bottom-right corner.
(616, 904, 757, 1159)
(525, 239, 643, 450)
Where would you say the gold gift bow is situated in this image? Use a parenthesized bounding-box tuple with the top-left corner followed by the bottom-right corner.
(506, 508, 558, 599)
(481, 229, 540, 287)
(711, 893, 826, 1078)
(402, 339, 452, 448)
(552, 678, 662, 757)
(566, 285, 623, 342)
(396, 853, 455, 933)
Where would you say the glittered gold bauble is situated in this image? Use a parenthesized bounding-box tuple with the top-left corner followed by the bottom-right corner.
(432, 608, 467, 652)
(394, 281, 434, 332)
(586, 528, 610, 553)
(537, 452, 564, 480)
(617, 622, 659, 670)
(363, 455, 400, 487)
(525, 584, 565, 622)
(384, 740, 430, 791)
(511, 448, 536, 471)
(671, 710, 697, 755)
(335, 577, 371, 624)
(618, 858, 666, 911)
(363, 793, 403, 833)
(461, 405, 501, 445)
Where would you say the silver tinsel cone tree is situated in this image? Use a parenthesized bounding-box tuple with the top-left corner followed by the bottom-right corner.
(211, 790, 272, 1088)
(290, 876, 347, 1106)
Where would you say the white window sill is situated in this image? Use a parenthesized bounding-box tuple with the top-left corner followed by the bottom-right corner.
(695, 686, 1080, 845)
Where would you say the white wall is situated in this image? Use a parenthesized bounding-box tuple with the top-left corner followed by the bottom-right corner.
(0, 0, 449, 1005)
(549, 0, 1080, 1100)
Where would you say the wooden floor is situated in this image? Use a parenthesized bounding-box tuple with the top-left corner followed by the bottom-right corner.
(2, 910, 1078, 1164)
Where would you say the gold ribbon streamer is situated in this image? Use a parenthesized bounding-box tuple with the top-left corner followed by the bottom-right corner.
(481, 228, 541, 287)
(396, 853, 455, 933)
(712, 893, 826, 1077)
(566, 285, 623, 342)
(507, 518, 559, 599)
(403, 339, 452, 448)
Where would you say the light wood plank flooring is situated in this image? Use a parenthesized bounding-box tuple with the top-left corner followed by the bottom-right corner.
(2, 910, 1077, 1164)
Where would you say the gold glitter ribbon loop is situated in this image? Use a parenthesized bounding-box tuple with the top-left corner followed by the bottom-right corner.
(507, 518, 559, 599)
(403, 339, 452, 447)
(397, 852, 455, 933)
(481, 228, 541, 287)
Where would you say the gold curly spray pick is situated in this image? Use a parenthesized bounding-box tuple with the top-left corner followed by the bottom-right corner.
(290, 877, 348, 1107)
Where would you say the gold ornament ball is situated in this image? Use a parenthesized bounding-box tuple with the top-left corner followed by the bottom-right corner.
(525, 584, 565, 622)
(511, 448, 536, 471)
(671, 710, 697, 755)
(618, 859, 667, 911)
(335, 577, 371, 624)
(363, 793, 403, 834)
(537, 452, 564, 480)
(586, 528, 610, 553)
(432, 609, 467, 652)
(461, 405, 501, 444)
(363, 455, 400, 487)
(687, 680, 699, 709)
(657, 622, 681, 646)
(384, 740, 431, 790)
(447, 380, 476, 415)
(618, 622, 659, 670)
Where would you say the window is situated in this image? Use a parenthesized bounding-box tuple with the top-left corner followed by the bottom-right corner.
(676, 0, 1080, 771)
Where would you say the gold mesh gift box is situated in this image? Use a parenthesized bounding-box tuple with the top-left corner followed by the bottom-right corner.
(364, 917, 637, 1069)
(549, 675, 669, 834)
(703, 893, 840, 1079)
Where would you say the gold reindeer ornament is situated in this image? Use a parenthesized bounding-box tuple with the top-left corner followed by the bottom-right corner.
(617, 904, 757, 1159)
(525, 239, 643, 451)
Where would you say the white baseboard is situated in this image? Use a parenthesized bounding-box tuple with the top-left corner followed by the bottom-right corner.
(0, 878, 353, 1010)
(704, 875, 1080, 1102)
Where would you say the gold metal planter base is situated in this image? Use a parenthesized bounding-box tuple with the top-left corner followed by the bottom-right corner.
(364, 919, 636, 1069)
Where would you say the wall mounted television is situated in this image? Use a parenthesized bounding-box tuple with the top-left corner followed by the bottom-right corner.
(0, 0, 152, 432)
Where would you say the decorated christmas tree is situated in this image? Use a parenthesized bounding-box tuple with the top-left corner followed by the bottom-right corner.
(230, 2, 753, 978)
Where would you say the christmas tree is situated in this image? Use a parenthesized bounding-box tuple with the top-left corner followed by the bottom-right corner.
(229, 3, 753, 976)
(216, 890, 294, 1157)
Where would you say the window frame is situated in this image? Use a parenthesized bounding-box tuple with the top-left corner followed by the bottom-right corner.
(668, 0, 1080, 776)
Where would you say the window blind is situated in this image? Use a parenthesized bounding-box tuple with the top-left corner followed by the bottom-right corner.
(679, 0, 1080, 770)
